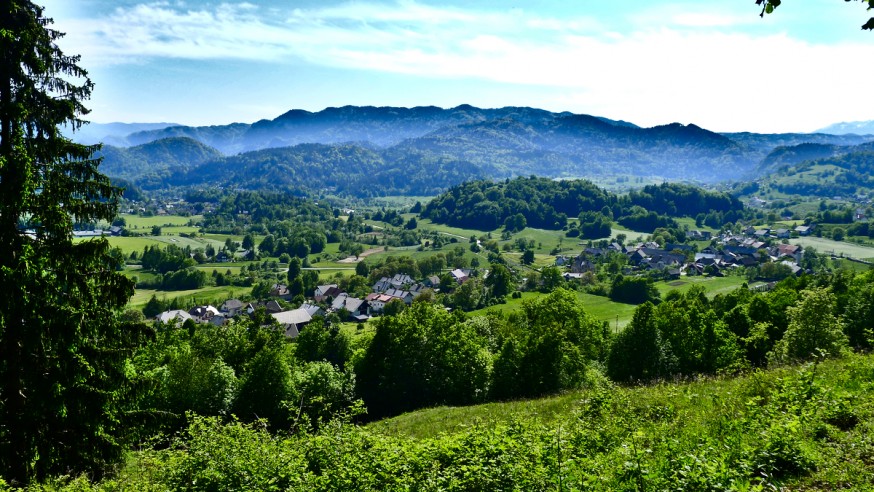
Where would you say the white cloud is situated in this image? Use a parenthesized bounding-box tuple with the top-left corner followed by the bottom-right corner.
(55, 1, 874, 131)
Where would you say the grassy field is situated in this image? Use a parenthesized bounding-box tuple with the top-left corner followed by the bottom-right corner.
(121, 214, 199, 230)
(77, 233, 232, 257)
(654, 274, 749, 298)
(471, 275, 750, 331)
(367, 352, 874, 442)
(128, 285, 252, 309)
(471, 290, 638, 331)
(790, 236, 874, 260)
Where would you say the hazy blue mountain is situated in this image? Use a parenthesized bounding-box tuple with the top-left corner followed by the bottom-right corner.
(91, 105, 874, 198)
(394, 115, 747, 180)
(815, 120, 874, 135)
(121, 105, 619, 154)
(124, 123, 251, 153)
(63, 122, 179, 146)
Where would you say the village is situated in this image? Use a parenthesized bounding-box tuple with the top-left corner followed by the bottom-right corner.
(151, 222, 828, 337)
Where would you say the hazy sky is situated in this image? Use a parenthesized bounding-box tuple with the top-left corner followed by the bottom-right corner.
(41, 0, 874, 132)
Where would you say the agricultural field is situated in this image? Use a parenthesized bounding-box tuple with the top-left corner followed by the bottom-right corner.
(121, 213, 199, 230)
(654, 274, 750, 298)
(128, 285, 252, 309)
(790, 235, 874, 260)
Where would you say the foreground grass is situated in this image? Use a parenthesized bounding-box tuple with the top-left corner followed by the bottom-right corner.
(38, 353, 874, 491)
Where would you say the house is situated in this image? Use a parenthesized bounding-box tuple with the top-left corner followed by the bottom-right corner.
(628, 249, 648, 265)
(188, 305, 220, 322)
(208, 314, 229, 327)
(425, 275, 441, 288)
(248, 300, 284, 315)
(300, 302, 324, 318)
(684, 263, 706, 276)
(156, 310, 192, 326)
(775, 243, 802, 260)
(383, 288, 415, 305)
(665, 243, 695, 253)
(314, 284, 342, 302)
(780, 261, 804, 276)
(688, 230, 712, 241)
(754, 229, 770, 238)
(554, 255, 571, 266)
(372, 277, 394, 293)
(775, 229, 790, 239)
(572, 256, 595, 274)
(331, 294, 369, 319)
(269, 284, 291, 301)
(220, 299, 244, 316)
(795, 225, 813, 236)
(583, 247, 605, 257)
(450, 269, 470, 284)
(373, 274, 416, 293)
(365, 293, 394, 313)
(271, 308, 313, 338)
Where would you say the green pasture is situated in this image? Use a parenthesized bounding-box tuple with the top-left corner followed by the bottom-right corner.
(654, 275, 749, 298)
(128, 285, 252, 309)
(121, 214, 199, 229)
(790, 236, 874, 260)
(609, 226, 649, 242)
(471, 290, 636, 330)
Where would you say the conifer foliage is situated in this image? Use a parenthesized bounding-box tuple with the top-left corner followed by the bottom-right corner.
(0, 2, 138, 483)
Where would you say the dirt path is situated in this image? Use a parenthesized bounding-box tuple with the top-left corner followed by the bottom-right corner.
(337, 247, 383, 263)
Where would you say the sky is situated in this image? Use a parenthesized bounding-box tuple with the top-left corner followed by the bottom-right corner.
(40, 0, 874, 132)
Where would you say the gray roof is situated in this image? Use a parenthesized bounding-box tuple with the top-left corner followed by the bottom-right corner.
(157, 310, 192, 324)
(271, 308, 313, 327)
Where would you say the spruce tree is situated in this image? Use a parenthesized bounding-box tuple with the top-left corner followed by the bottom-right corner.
(0, 2, 139, 483)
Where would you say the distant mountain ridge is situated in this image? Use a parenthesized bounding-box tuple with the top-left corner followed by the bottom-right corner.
(122, 105, 595, 153)
(64, 122, 180, 146)
(90, 105, 874, 197)
(815, 120, 874, 135)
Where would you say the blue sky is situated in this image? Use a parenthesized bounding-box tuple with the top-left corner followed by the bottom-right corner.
(42, 0, 874, 132)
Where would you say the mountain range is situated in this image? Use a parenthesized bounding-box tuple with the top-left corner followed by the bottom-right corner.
(80, 105, 874, 198)
(815, 120, 874, 135)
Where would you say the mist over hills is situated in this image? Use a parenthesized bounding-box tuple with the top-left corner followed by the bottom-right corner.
(815, 120, 874, 135)
(87, 105, 874, 198)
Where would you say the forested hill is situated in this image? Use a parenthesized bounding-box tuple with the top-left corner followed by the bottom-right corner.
(751, 147, 874, 199)
(422, 177, 744, 231)
(395, 116, 747, 180)
(754, 140, 874, 176)
(119, 105, 632, 153)
(97, 137, 223, 189)
(92, 105, 874, 197)
(177, 143, 500, 198)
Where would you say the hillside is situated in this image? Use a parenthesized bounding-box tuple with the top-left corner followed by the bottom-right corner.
(90, 106, 874, 197)
(63, 354, 874, 490)
(124, 105, 578, 153)
(97, 137, 224, 189)
(754, 148, 874, 199)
